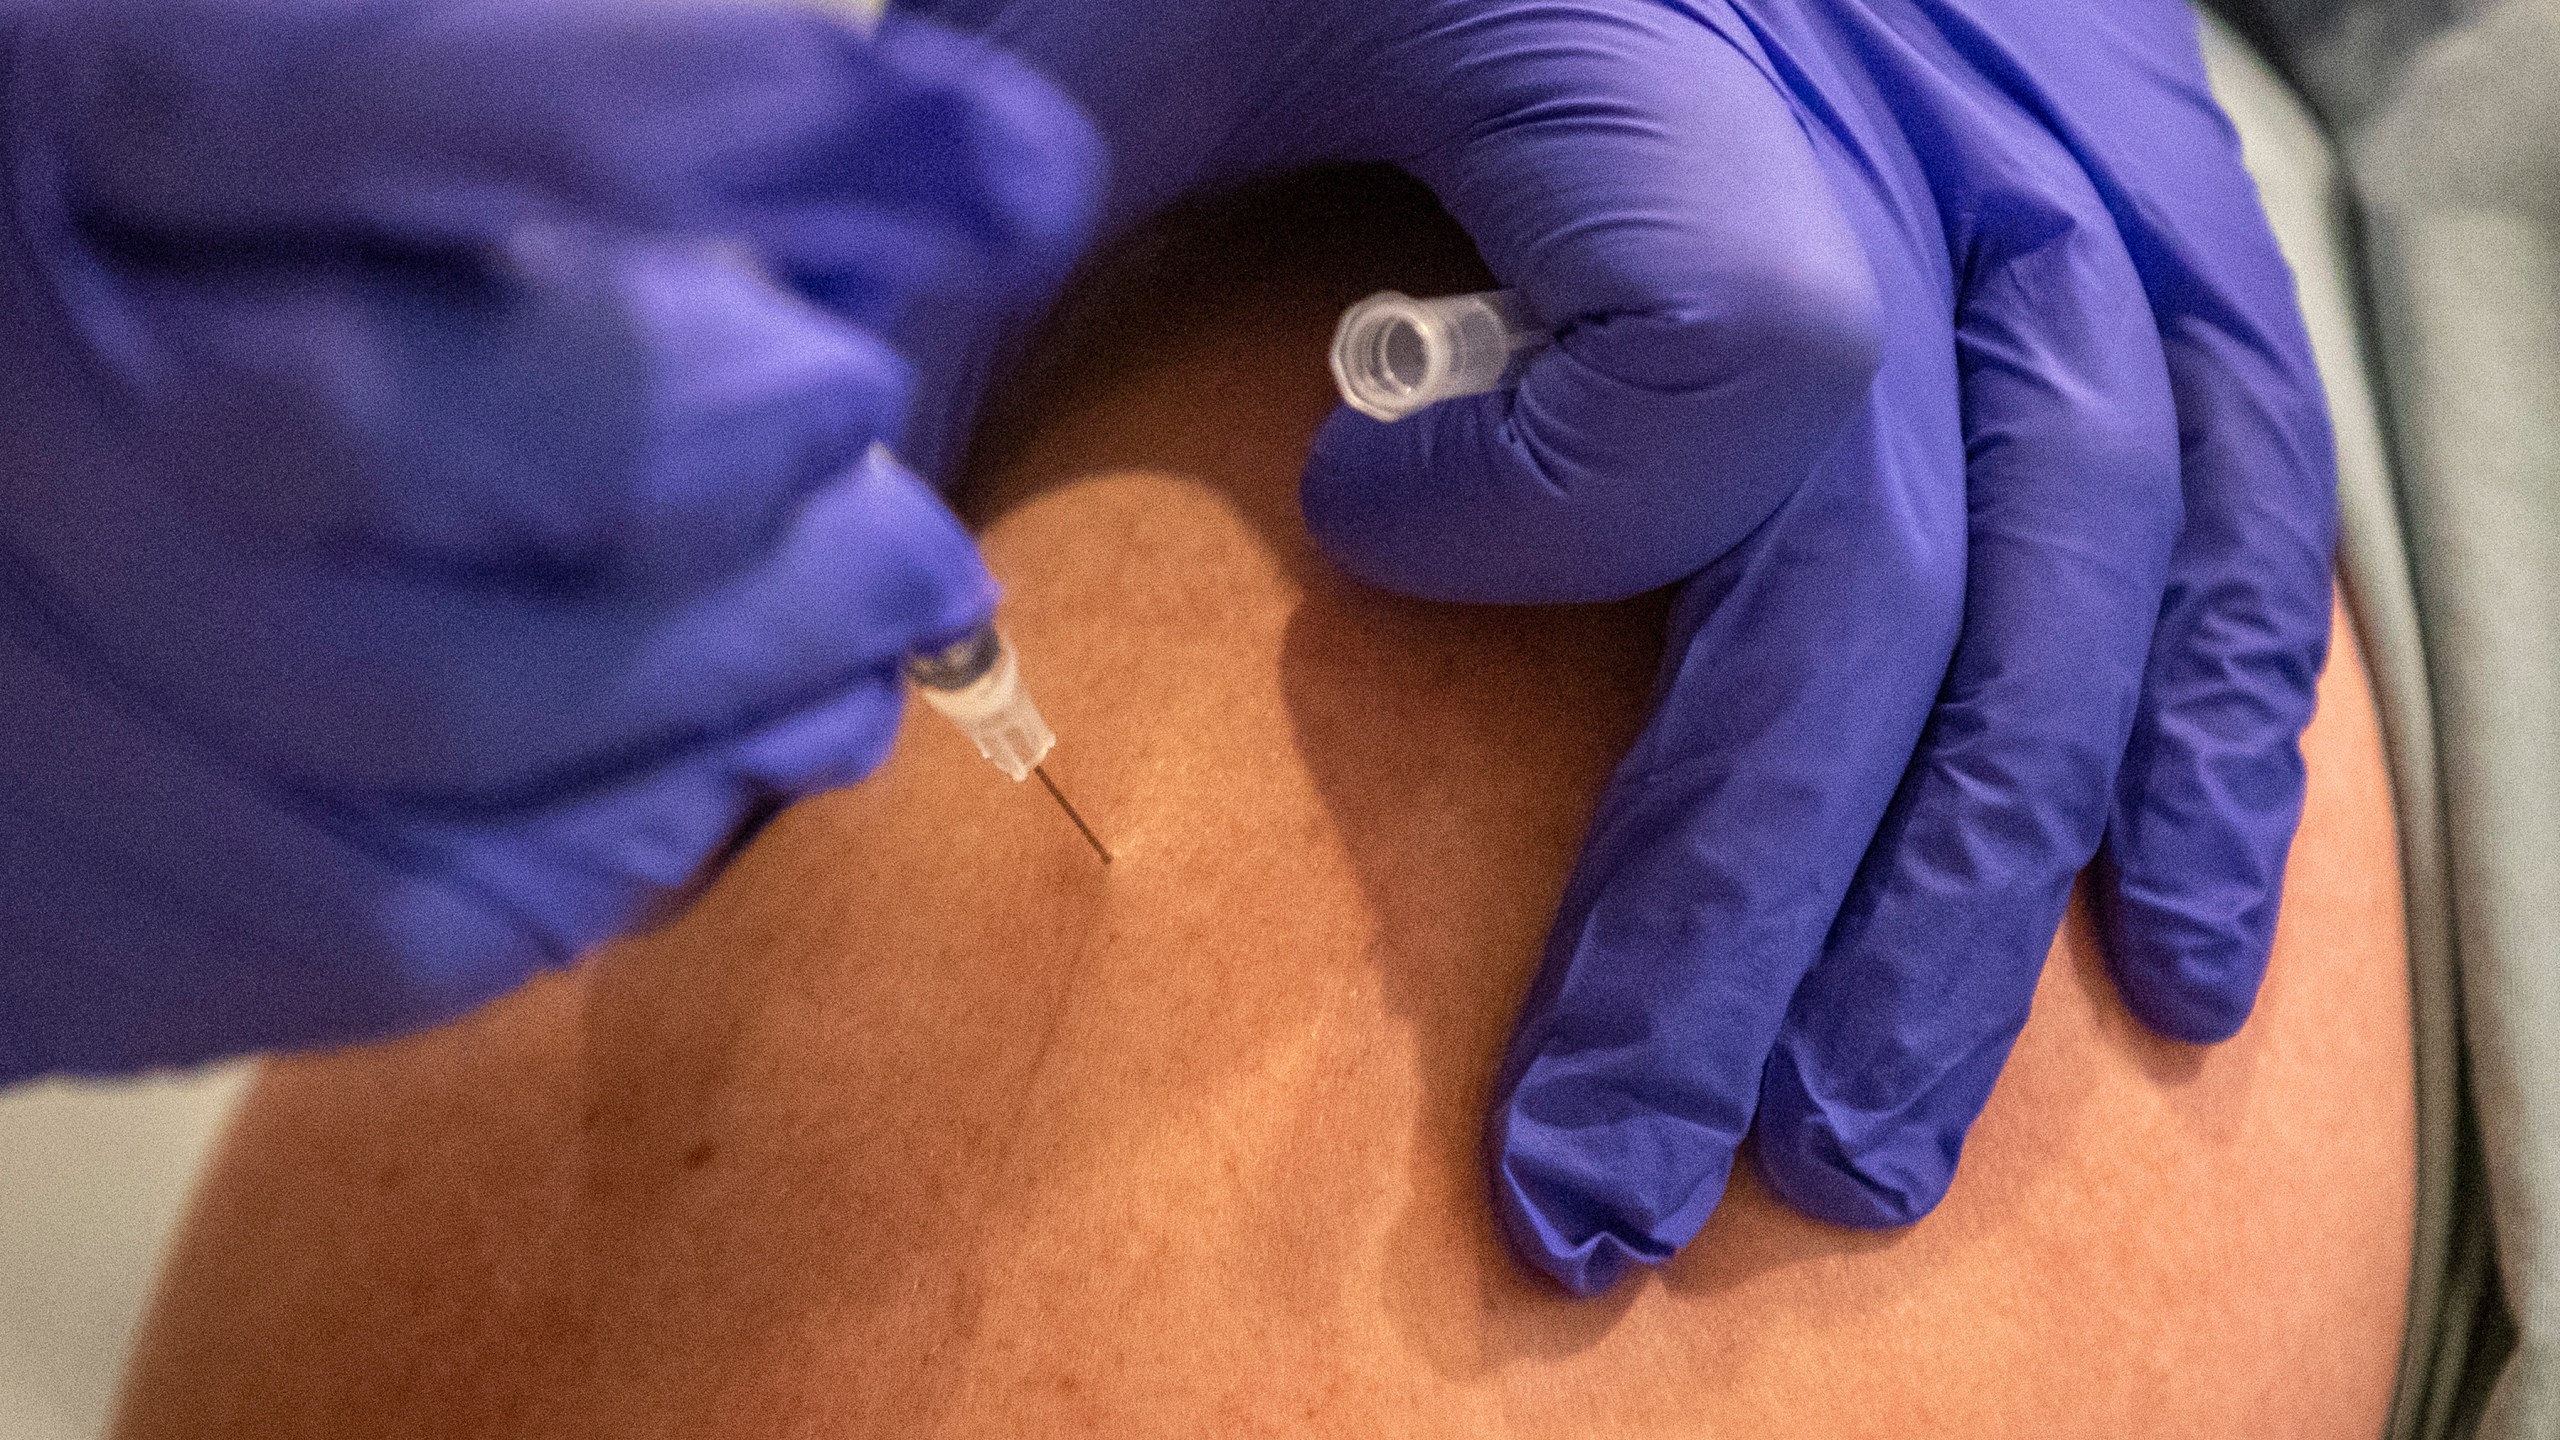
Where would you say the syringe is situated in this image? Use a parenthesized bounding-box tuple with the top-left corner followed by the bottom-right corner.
(1330, 288, 1551, 422)
(906, 623, 1112, 863)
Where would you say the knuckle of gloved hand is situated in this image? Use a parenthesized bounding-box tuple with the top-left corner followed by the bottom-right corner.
(2077, 401, 2179, 498)
(2027, 391, 2184, 574)
(1972, 211, 2182, 490)
(1575, 239, 1883, 404)
(445, 244, 918, 596)
(868, 15, 1104, 283)
(1467, 249, 1884, 593)
(144, 244, 915, 598)
(374, 873, 574, 1031)
(1560, 248, 1884, 547)
(1718, 244, 1885, 409)
(2033, 338, 2180, 502)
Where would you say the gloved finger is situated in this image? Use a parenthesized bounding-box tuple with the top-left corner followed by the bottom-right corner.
(11, 5, 1098, 587)
(1989, 9, 2339, 1044)
(1487, 351, 1967, 1290)
(741, 15, 1102, 323)
(10, 614, 922, 1082)
(39, 370, 992, 800)
(0, 441, 975, 1080)
(384, 440, 992, 800)
(2096, 302, 2333, 1041)
(0, 610, 557, 1078)
(98, 230, 920, 594)
(394, 661, 916, 972)
(362, 446, 987, 970)
(1300, 0, 1880, 604)
(1751, 148, 2184, 1228)
(24, 0, 1097, 307)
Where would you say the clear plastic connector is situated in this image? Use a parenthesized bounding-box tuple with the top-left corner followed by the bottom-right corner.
(904, 623, 1055, 782)
(1329, 288, 1550, 422)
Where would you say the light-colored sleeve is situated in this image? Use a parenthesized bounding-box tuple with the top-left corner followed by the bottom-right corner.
(2201, 17, 2479, 1440)
(2227, 0, 2560, 1432)
(2350, 5, 2560, 1435)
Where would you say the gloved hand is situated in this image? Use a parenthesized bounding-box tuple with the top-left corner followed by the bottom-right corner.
(900, 0, 2335, 1289)
(0, 0, 1099, 1081)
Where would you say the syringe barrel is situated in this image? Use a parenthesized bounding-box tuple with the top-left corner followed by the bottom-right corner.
(1329, 288, 1549, 422)
(905, 624, 1055, 782)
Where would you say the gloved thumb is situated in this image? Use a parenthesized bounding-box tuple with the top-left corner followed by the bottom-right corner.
(1297, 1, 1879, 604)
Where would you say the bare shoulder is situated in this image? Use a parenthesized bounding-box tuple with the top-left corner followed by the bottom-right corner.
(115, 182, 2412, 1440)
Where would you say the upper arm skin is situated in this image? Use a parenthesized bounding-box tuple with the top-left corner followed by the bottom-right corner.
(115, 181, 2413, 1440)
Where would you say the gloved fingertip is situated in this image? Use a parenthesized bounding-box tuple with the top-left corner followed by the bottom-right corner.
(1299, 406, 1421, 592)
(2095, 889, 2269, 1044)
(1489, 1153, 1675, 1297)
(367, 870, 572, 1039)
(1511, 1225, 1643, 1299)
(843, 443, 1001, 635)
(731, 669, 910, 796)
(1488, 1088, 1736, 1294)
(2109, 950, 2259, 1045)
(1750, 1133, 1949, 1231)
(1752, 1059, 1954, 1231)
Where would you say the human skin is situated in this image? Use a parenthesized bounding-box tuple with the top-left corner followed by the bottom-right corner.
(115, 183, 2414, 1440)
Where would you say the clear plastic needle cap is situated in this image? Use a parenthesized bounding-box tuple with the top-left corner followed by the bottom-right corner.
(1330, 288, 1550, 422)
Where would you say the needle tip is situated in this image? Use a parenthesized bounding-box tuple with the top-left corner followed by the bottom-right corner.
(1033, 764, 1113, 864)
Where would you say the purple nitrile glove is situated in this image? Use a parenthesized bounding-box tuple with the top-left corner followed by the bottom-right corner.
(900, 0, 2335, 1290)
(0, 0, 1100, 1081)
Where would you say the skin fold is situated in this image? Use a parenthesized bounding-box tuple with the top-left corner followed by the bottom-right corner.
(114, 178, 2413, 1440)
